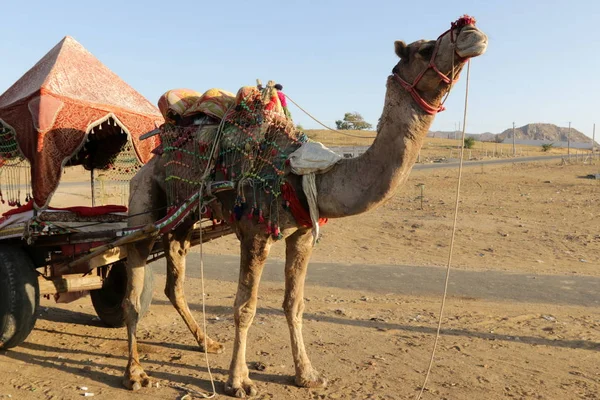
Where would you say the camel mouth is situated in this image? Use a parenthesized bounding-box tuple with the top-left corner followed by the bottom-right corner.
(455, 27, 488, 59)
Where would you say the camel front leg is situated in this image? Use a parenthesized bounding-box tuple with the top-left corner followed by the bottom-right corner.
(224, 235, 270, 398)
(283, 229, 327, 388)
(163, 227, 224, 354)
(122, 239, 154, 390)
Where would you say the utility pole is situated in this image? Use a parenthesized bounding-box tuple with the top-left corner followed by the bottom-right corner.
(593, 123, 596, 154)
(568, 122, 571, 155)
(512, 122, 516, 157)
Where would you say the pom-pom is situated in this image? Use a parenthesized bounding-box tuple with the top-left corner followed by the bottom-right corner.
(452, 15, 476, 29)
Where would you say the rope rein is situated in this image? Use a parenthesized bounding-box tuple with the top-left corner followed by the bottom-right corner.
(185, 106, 240, 398)
(284, 94, 376, 139)
(414, 59, 471, 400)
(195, 182, 217, 398)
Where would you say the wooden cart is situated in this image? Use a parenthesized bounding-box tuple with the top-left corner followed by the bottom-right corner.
(0, 183, 233, 349)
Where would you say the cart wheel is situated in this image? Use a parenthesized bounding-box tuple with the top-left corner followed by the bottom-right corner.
(0, 245, 40, 349)
(91, 261, 154, 328)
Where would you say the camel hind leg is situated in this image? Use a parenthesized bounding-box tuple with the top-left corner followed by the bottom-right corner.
(224, 233, 271, 398)
(163, 224, 224, 354)
(283, 228, 327, 388)
(122, 157, 160, 390)
(123, 238, 155, 390)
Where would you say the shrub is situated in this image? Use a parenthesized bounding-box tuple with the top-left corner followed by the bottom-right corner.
(541, 143, 554, 152)
(463, 137, 476, 149)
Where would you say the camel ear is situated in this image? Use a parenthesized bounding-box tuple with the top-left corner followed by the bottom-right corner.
(394, 41, 408, 59)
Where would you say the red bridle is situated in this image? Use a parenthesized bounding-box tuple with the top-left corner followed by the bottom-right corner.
(393, 15, 476, 115)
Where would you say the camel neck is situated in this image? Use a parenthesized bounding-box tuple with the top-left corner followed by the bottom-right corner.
(315, 76, 435, 218)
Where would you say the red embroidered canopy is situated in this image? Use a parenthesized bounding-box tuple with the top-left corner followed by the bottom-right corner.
(0, 36, 163, 209)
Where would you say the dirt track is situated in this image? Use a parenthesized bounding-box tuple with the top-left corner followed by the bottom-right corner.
(1, 273, 599, 400)
(1, 160, 600, 399)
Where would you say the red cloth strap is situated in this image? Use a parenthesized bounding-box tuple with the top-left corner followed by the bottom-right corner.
(2, 200, 127, 218)
(281, 182, 327, 228)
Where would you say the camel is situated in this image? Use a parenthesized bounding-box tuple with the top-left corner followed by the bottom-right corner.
(121, 16, 488, 397)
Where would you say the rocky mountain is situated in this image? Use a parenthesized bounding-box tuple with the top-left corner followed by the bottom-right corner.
(428, 123, 596, 144)
(496, 123, 590, 143)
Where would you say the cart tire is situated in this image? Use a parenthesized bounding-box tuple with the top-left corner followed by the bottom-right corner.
(0, 245, 40, 349)
(90, 261, 154, 328)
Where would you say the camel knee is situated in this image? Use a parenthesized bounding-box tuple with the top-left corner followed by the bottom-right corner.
(123, 297, 141, 321)
(235, 304, 257, 328)
(164, 283, 185, 307)
(283, 297, 305, 323)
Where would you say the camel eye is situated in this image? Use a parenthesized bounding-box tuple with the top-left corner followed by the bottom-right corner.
(418, 43, 435, 59)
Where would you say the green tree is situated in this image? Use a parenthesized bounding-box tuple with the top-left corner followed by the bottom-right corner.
(463, 137, 476, 149)
(335, 112, 373, 131)
(541, 143, 554, 152)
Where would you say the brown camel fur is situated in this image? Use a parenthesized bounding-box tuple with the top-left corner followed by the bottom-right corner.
(121, 20, 488, 397)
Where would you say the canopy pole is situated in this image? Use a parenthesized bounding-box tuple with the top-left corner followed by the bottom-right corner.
(91, 167, 95, 207)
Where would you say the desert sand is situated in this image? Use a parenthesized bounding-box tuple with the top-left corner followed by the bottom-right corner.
(1, 156, 599, 399)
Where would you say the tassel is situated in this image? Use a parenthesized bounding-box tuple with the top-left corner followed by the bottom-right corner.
(258, 210, 265, 223)
(273, 224, 280, 237)
(247, 207, 255, 220)
(233, 198, 245, 221)
(266, 221, 272, 234)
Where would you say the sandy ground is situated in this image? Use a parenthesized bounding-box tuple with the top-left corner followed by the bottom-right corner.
(1, 276, 599, 400)
(1, 158, 600, 399)
(206, 160, 600, 277)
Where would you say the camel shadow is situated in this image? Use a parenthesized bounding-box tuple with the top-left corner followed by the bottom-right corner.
(151, 299, 600, 353)
(35, 326, 204, 354)
(40, 301, 600, 353)
(2, 341, 293, 395)
(38, 306, 105, 327)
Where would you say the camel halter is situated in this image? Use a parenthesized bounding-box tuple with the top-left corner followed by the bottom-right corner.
(393, 15, 476, 115)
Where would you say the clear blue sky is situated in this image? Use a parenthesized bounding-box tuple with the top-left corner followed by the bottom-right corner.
(1, 0, 599, 138)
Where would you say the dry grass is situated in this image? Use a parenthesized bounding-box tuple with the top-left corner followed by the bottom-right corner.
(304, 129, 587, 161)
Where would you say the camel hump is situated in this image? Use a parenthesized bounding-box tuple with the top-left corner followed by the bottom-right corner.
(158, 88, 236, 123)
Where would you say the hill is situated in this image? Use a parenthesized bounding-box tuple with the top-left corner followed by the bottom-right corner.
(427, 123, 595, 144)
(496, 123, 591, 143)
(305, 123, 597, 148)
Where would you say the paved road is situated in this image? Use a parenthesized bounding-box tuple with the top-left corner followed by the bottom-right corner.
(151, 254, 600, 308)
(413, 154, 579, 171)
(54, 154, 581, 189)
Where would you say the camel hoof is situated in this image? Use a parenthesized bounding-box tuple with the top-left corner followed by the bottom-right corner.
(296, 369, 328, 389)
(199, 340, 225, 354)
(224, 379, 258, 398)
(122, 363, 151, 391)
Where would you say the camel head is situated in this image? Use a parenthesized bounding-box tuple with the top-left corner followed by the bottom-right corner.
(392, 15, 488, 114)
